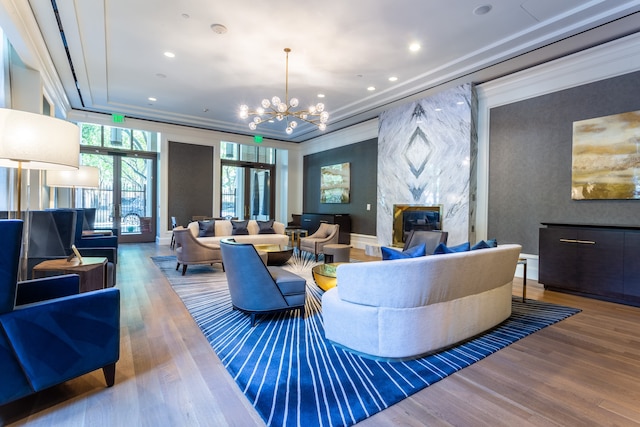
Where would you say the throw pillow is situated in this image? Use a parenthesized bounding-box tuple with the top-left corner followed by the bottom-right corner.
(257, 219, 276, 234)
(433, 241, 471, 255)
(381, 243, 427, 260)
(471, 238, 498, 250)
(198, 220, 215, 237)
(231, 220, 249, 235)
(471, 240, 490, 250)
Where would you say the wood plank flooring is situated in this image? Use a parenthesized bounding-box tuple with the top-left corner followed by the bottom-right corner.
(2, 243, 640, 426)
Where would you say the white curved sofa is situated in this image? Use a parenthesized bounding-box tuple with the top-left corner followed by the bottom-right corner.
(322, 244, 522, 360)
(186, 220, 289, 246)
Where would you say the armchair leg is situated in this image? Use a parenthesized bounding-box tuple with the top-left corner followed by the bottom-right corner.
(176, 262, 180, 271)
(103, 362, 116, 387)
(182, 264, 188, 275)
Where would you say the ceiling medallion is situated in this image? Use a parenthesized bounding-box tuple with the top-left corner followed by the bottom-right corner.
(239, 48, 329, 135)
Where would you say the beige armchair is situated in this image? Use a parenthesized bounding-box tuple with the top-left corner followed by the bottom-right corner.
(300, 223, 340, 261)
(173, 228, 224, 275)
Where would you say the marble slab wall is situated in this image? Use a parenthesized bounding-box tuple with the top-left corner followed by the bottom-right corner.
(377, 84, 477, 246)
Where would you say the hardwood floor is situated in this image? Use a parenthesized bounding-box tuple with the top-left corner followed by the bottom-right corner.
(2, 243, 640, 426)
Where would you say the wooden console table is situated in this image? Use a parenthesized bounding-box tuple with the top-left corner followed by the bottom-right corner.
(33, 257, 108, 293)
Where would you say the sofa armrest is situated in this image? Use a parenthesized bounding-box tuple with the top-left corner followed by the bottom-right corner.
(4, 288, 120, 391)
(16, 274, 80, 306)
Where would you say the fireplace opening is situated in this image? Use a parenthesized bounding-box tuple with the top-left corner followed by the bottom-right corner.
(392, 204, 443, 247)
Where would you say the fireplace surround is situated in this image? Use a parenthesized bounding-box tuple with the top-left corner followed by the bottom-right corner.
(393, 204, 443, 247)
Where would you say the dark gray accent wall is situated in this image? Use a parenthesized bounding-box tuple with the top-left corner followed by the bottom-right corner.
(303, 139, 377, 235)
(168, 141, 214, 228)
(488, 70, 640, 254)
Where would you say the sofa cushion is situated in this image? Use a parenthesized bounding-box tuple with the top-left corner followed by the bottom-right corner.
(257, 219, 276, 234)
(381, 243, 426, 260)
(198, 220, 215, 237)
(434, 241, 470, 255)
(231, 220, 249, 235)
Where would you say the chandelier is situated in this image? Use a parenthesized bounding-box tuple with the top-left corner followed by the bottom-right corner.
(239, 48, 329, 135)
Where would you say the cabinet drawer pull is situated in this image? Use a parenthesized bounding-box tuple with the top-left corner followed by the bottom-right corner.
(559, 238, 596, 244)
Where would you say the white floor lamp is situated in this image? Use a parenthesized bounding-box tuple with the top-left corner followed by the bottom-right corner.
(0, 108, 80, 278)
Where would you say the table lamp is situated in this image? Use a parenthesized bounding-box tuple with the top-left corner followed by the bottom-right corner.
(0, 108, 80, 218)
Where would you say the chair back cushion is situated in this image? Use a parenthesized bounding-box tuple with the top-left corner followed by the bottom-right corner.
(403, 230, 448, 254)
(0, 220, 23, 313)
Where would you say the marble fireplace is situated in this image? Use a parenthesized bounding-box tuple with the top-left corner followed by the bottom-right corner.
(377, 83, 477, 246)
(392, 204, 442, 247)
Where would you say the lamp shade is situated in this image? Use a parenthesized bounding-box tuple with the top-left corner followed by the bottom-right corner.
(47, 165, 100, 188)
(0, 108, 80, 170)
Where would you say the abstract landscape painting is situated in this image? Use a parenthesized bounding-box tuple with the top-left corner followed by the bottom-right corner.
(572, 110, 640, 200)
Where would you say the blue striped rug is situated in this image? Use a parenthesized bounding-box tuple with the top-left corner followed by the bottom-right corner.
(152, 254, 580, 427)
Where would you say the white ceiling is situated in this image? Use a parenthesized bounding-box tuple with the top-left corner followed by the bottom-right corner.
(27, 0, 640, 142)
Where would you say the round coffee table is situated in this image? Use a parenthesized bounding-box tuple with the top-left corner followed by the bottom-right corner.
(253, 244, 294, 265)
(312, 262, 346, 291)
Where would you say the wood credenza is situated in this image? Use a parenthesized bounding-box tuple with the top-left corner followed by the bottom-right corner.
(539, 223, 640, 307)
(300, 213, 351, 244)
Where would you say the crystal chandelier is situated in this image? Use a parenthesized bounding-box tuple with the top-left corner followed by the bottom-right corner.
(239, 48, 329, 135)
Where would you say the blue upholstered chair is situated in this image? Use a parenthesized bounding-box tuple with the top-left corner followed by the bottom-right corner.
(0, 219, 120, 406)
(71, 208, 119, 257)
(27, 210, 117, 286)
(220, 239, 306, 326)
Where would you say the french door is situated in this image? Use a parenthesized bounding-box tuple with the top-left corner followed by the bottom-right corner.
(80, 150, 156, 243)
(221, 163, 274, 220)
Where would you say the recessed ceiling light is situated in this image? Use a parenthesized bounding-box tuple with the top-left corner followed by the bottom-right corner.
(389, 76, 398, 82)
(435, 108, 442, 112)
(211, 24, 228, 34)
(456, 101, 465, 105)
(317, 93, 325, 98)
(164, 51, 175, 58)
(473, 4, 493, 15)
(148, 97, 157, 102)
(367, 86, 376, 91)
(409, 43, 421, 52)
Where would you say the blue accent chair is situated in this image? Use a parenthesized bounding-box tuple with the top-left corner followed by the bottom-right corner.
(0, 220, 120, 406)
(220, 239, 306, 326)
(27, 210, 117, 286)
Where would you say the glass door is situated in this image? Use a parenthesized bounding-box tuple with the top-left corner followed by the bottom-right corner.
(80, 151, 156, 243)
(221, 164, 273, 220)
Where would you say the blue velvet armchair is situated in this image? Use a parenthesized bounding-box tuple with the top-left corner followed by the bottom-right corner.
(220, 239, 306, 326)
(0, 220, 120, 406)
(27, 210, 117, 286)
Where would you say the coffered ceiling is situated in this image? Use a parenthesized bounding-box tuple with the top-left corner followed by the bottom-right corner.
(26, 0, 640, 142)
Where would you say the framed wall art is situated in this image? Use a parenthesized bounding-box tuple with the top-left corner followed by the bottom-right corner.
(320, 162, 350, 203)
(572, 110, 640, 200)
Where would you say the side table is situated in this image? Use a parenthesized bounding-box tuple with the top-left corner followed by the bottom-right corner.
(285, 228, 309, 250)
(33, 257, 108, 293)
(517, 257, 527, 302)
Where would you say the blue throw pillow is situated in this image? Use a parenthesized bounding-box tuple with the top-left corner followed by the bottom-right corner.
(471, 238, 498, 250)
(433, 242, 470, 255)
(198, 220, 215, 237)
(231, 220, 249, 235)
(381, 243, 426, 260)
(471, 240, 490, 250)
(257, 219, 276, 234)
